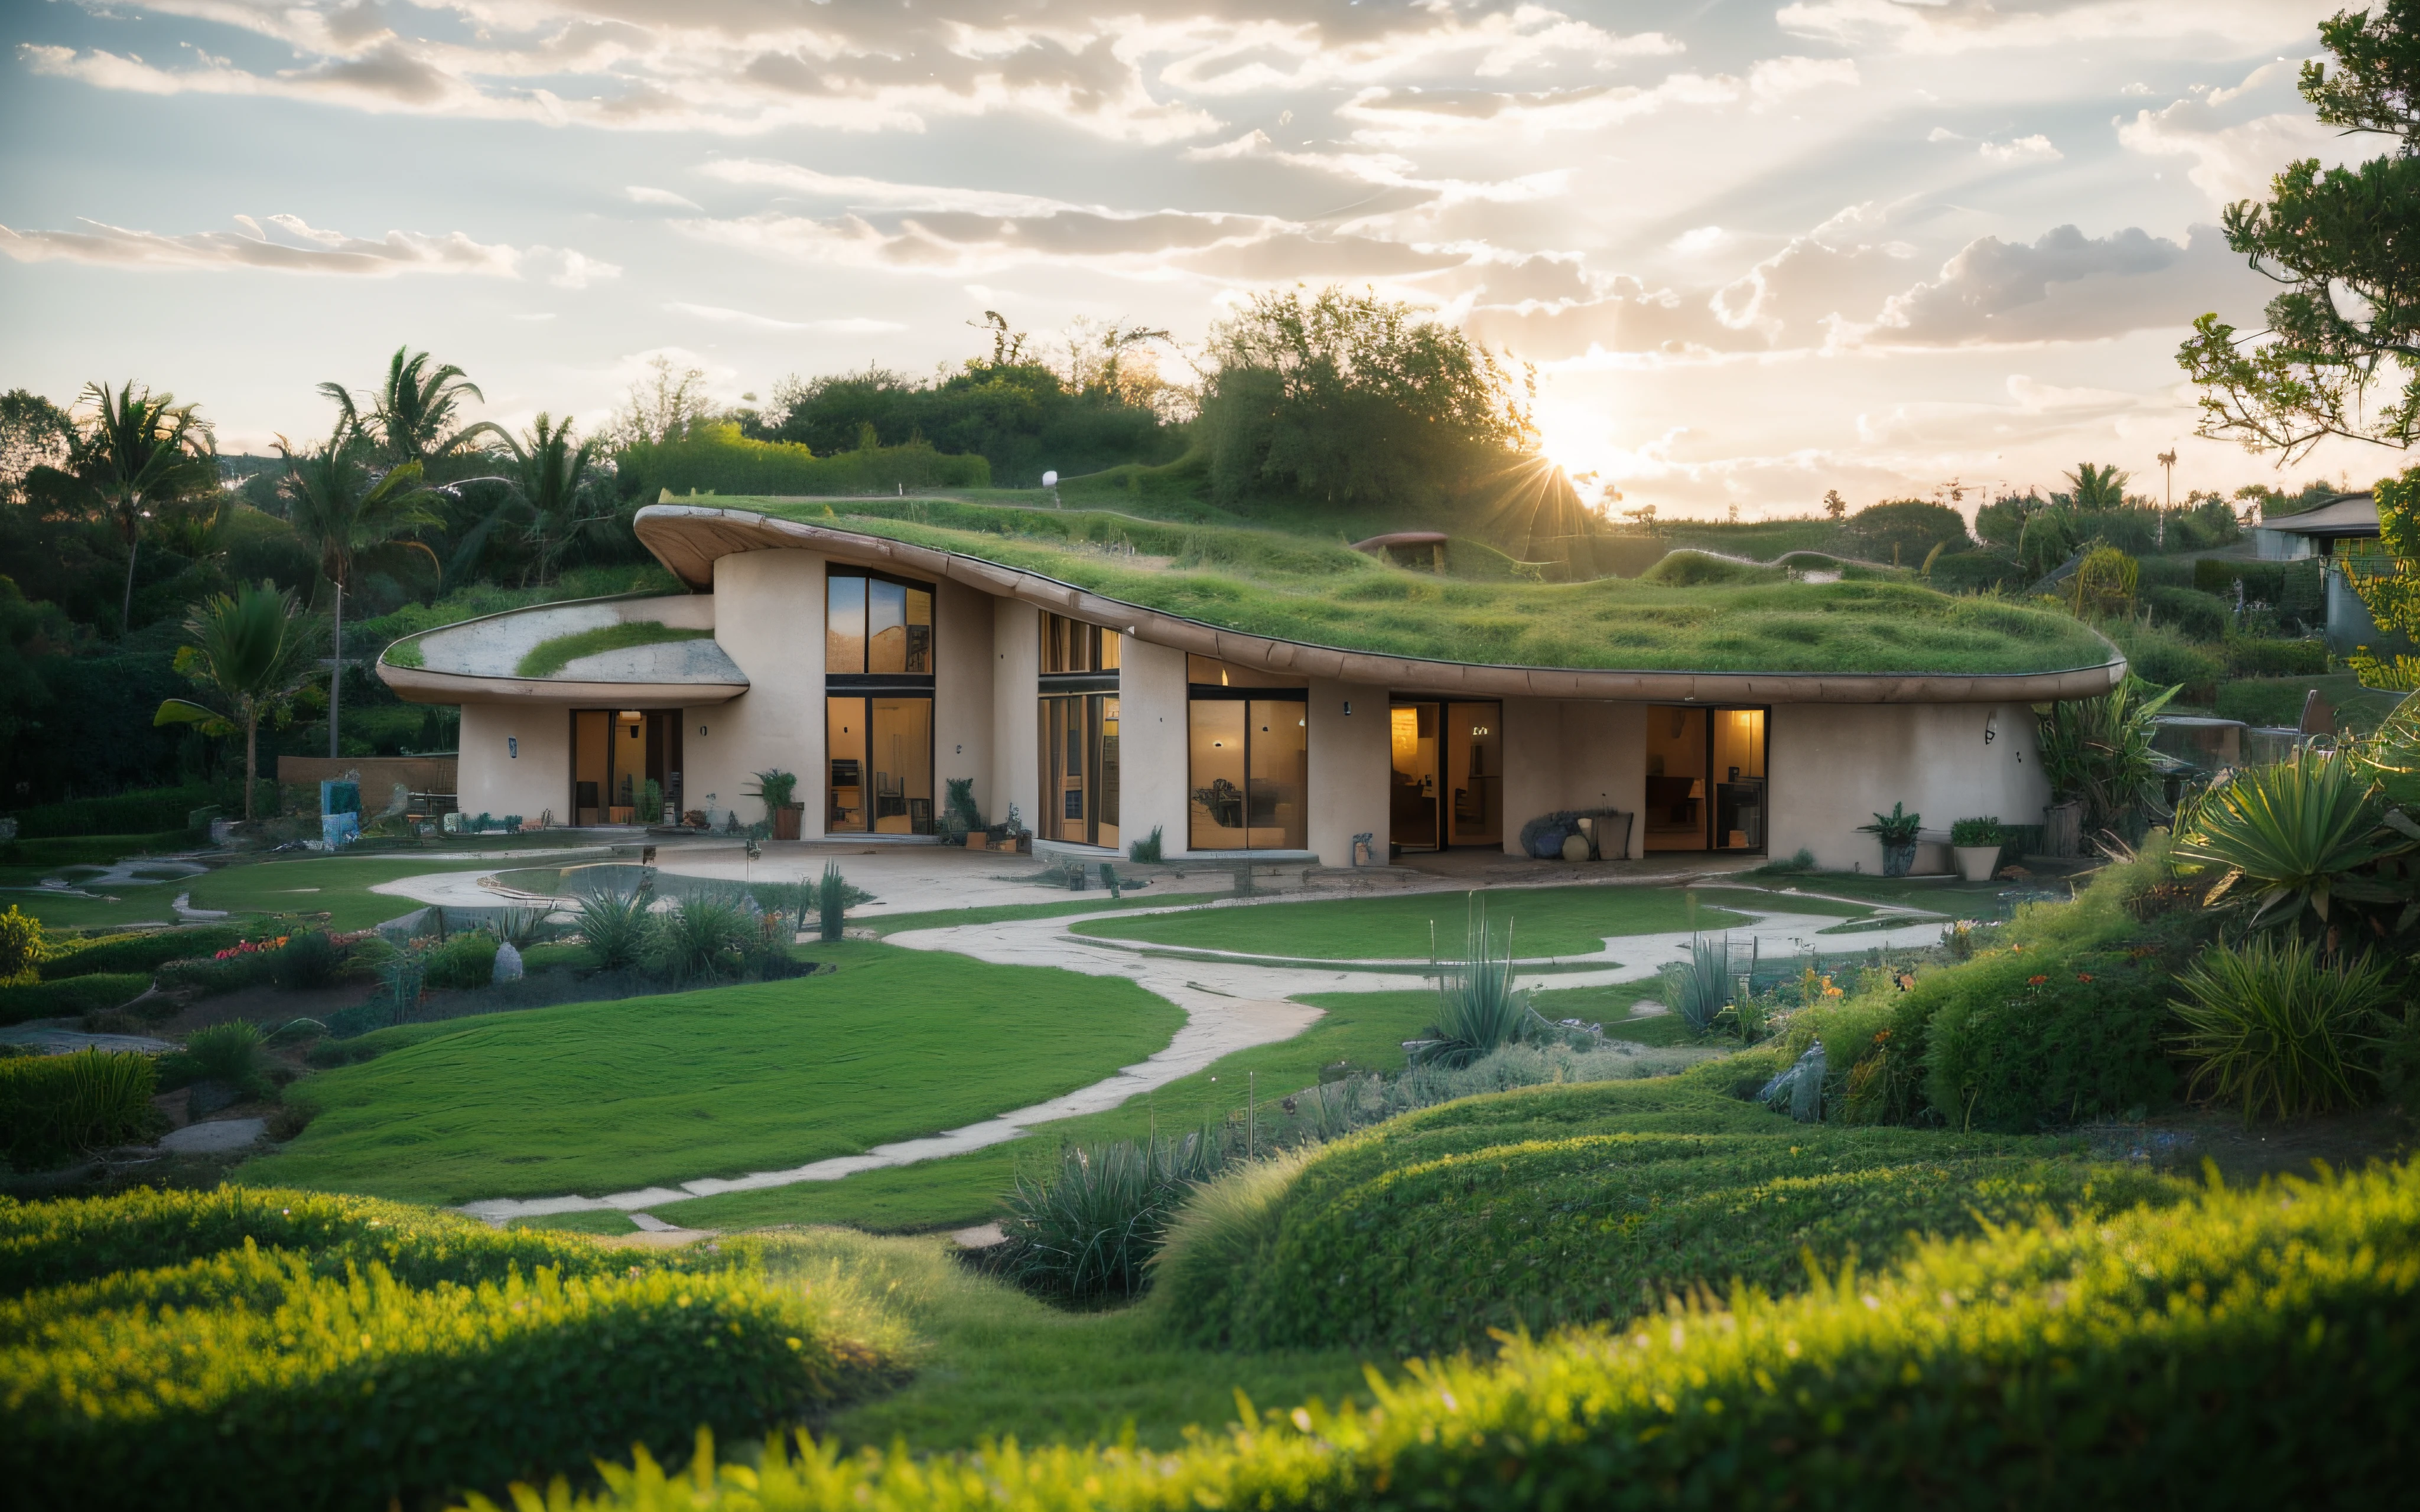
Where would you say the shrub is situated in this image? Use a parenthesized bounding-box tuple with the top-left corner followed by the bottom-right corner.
(998, 1131, 1225, 1300)
(0, 905, 41, 985)
(1, 1252, 887, 1512)
(1128, 823, 1165, 863)
(1, 782, 223, 840)
(0, 1050, 159, 1169)
(1948, 816, 2003, 846)
(573, 885, 652, 970)
(1153, 1072, 2178, 1357)
(2145, 583, 2230, 640)
(268, 930, 345, 990)
(2226, 633, 2330, 676)
(39, 925, 241, 980)
(158, 1021, 272, 1102)
(1658, 934, 1729, 1035)
(0, 973, 152, 1027)
(815, 863, 848, 944)
(647, 893, 751, 983)
(422, 930, 501, 991)
(2171, 936, 2397, 1122)
(2103, 618, 2223, 698)
(523, 1155, 2420, 1512)
(1921, 946, 2179, 1131)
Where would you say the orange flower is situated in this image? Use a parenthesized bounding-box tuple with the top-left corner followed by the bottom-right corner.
(2076, 973, 2094, 983)
(2027, 975, 2048, 986)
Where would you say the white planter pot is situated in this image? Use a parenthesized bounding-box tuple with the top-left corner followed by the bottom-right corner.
(1954, 845, 2001, 883)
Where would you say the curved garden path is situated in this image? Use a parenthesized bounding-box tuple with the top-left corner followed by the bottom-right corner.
(450, 892, 1950, 1226)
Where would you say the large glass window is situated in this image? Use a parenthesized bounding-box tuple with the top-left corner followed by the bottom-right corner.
(1644, 705, 1766, 853)
(827, 696, 933, 835)
(1041, 613, 1120, 673)
(828, 571, 932, 675)
(1189, 691, 1308, 851)
(570, 709, 682, 827)
(1043, 694, 1121, 848)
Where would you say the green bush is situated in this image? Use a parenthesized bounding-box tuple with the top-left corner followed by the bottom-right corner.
(2171, 936, 2397, 1122)
(2144, 583, 2229, 640)
(0, 1050, 160, 1169)
(2102, 618, 2223, 696)
(2225, 634, 2331, 676)
(39, 925, 242, 980)
(572, 885, 652, 970)
(1921, 946, 2179, 1131)
(268, 929, 346, 990)
(998, 1131, 1224, 1300)
(532, 1153, 2420, 1512)
(616, 423, 990, 500)
(158, 1021, 272, 1101)
(650, 894, 751, 982)
(0, 973, 152, 1027)
(0, 905, 40, 983)
(1153, 1071, 2177, 1357)
(2217, 676, 2331, 727)
(421, 930, 500, 991)
(154, 953, 264, 995)
(1, 783, 225, 840)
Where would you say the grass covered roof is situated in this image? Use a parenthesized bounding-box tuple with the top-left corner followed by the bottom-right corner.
(730, 497, 2116, 677)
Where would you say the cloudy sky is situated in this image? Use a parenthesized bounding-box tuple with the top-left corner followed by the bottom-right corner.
(0, 0, 2383, 516)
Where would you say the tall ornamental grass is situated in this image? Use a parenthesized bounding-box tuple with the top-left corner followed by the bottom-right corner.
(1409, 901, 1538, 1067)
(573, 884, 653, 970)
(2170, 935, 2396, 1122)
(476, 1153, 2420, 1512)
(0, 1050, 158, 1169)
(997, 1131, 1225, 1300)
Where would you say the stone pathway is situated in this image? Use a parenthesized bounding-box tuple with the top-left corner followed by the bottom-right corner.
(162, 1118, 268, 1154)
(451, 892, 1952, 1227)
(0, 1024, 177, 1055)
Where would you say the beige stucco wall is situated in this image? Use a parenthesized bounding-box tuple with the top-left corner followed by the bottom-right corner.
(934, 576, 996, 824)
(693, 549, 826, 833)
(1305, 677, 1390, 866)
(1116, 636, 1188, 857)
(457, 703, 570, 822)
(1768, 700, 2048, 873)
(991, 598, 1041, 833)
(1494, 699, 1646, 858)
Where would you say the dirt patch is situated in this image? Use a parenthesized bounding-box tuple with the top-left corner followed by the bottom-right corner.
(148, 979, 378, 1035)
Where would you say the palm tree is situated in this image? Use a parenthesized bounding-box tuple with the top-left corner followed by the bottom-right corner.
(25, 382, 219, 634)
(277, 425, 444, 756)
(492, 413, 605, 584)
(319, 348, 496, 467)
(153, 583, 321, 820)
(2063, 462, 2130, 512)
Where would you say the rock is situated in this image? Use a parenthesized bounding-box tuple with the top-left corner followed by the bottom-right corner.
(1561, 832, 1592, 863)
(187, 1079, 240, 1117)
(492, 941, 524, 983)
(162, 1117, 268, 1155)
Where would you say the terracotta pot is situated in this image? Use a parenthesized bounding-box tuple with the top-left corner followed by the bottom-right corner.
(773, 803, 803, 841)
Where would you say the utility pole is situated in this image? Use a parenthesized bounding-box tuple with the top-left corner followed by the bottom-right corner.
(2156, 449, 2177, 549)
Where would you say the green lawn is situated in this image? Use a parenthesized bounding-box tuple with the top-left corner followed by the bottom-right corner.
(244, 941, 1185, 1205)
(864, 891, 1222, 936)
(183, 855, 525, 931)
(1070, 885, 1805, 960)
(650, 985, 1454, 1234)
(758, 1230, 1375, 1454)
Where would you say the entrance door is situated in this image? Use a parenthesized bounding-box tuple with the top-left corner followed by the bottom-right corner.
(827, 696, 935, 835)
(1043, 693, 1121, 849)
(1393, 699, 1501, 851)
(1644, 705, 1767, 853)
(570, 710, 682, 826)
(1390, 702, 1440, 850)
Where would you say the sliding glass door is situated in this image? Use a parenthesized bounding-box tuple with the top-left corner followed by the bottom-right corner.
(1643, 704, 1767, 853)
(1042, 693, 1121, 849)
(1188, 691, 1308, 850)
(827, 566, 936, 836)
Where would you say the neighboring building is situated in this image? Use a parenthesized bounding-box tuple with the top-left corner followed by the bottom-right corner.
(2256, 494, 2402, 659)
(379, 503, 2125, 873)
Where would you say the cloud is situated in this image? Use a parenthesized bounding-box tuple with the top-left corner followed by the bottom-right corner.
(0, 212, 614, 284)
(1978, 133, 2061, 164)
(698, 160, 1075, 218)
(1748, 56, 1860, 107)
(626, 185, 702, 210)
(1777, 0, 2337, 54)
(666, 302, 905, 333)
(1875, 223, 2259, 344)
(2118, 63, 2346, 204)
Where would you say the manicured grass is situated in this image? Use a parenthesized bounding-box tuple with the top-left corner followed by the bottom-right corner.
(772, 500, 2118, 676)
(516, 620, 714, 677)
(183, 855, 522, 931)
(0, 889, 177, 932)
(4, 831, 200, 867)
(1072, 885, 1763, 960)
(241, 941, 1185, 1205)
(864, 891, 1221, 936)
(657, 986, 1454, 1233)
(758, 1229, 1375, 1454)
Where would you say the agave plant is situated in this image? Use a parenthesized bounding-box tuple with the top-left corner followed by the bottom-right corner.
(1408, 899, 1540, 1067)
(644, 892, 751, 985)
(573, 885, 652, 972)
(1662, 934, 1732, 1035)
(998, 1130, 1227, 1299)
(2172, 747, 2413, 931)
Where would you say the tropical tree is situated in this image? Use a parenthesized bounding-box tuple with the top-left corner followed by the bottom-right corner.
(319, 348, 496, 468)
(2036, 675, 2180, 838)
(152, 582, 321, 820)
(24, 382, 219, 634)
(489, 413, 606, 585)
(2172, 746, 2417, 940)
(2060, 462, 2130, 511)
(276, 425, 443, 755)
(0, 390, 73, 507)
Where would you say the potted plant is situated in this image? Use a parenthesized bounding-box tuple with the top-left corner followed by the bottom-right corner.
(750, 768, 802, 840)
(1857, 802, 1923, 877)
(1949, 816, 2005, 882)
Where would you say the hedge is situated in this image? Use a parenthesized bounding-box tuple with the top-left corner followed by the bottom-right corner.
(41, 925, 245, 980)
(1, 783, 225, 840)
(0, 973, 151, 1027)
(468, 1153, 2420, 1512)
(1153, 1073, 2177, 1356)
(0, 1050, 159, 1168)
(0, 1187, 895, 1512)
(2223, 634, 2331, 676)
(617, 425, 990, 501)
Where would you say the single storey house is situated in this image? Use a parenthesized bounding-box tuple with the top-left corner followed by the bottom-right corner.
(379, 501, 2123, 872)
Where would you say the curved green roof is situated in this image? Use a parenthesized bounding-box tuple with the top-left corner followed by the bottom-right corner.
(724, 497, 2115, 679)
